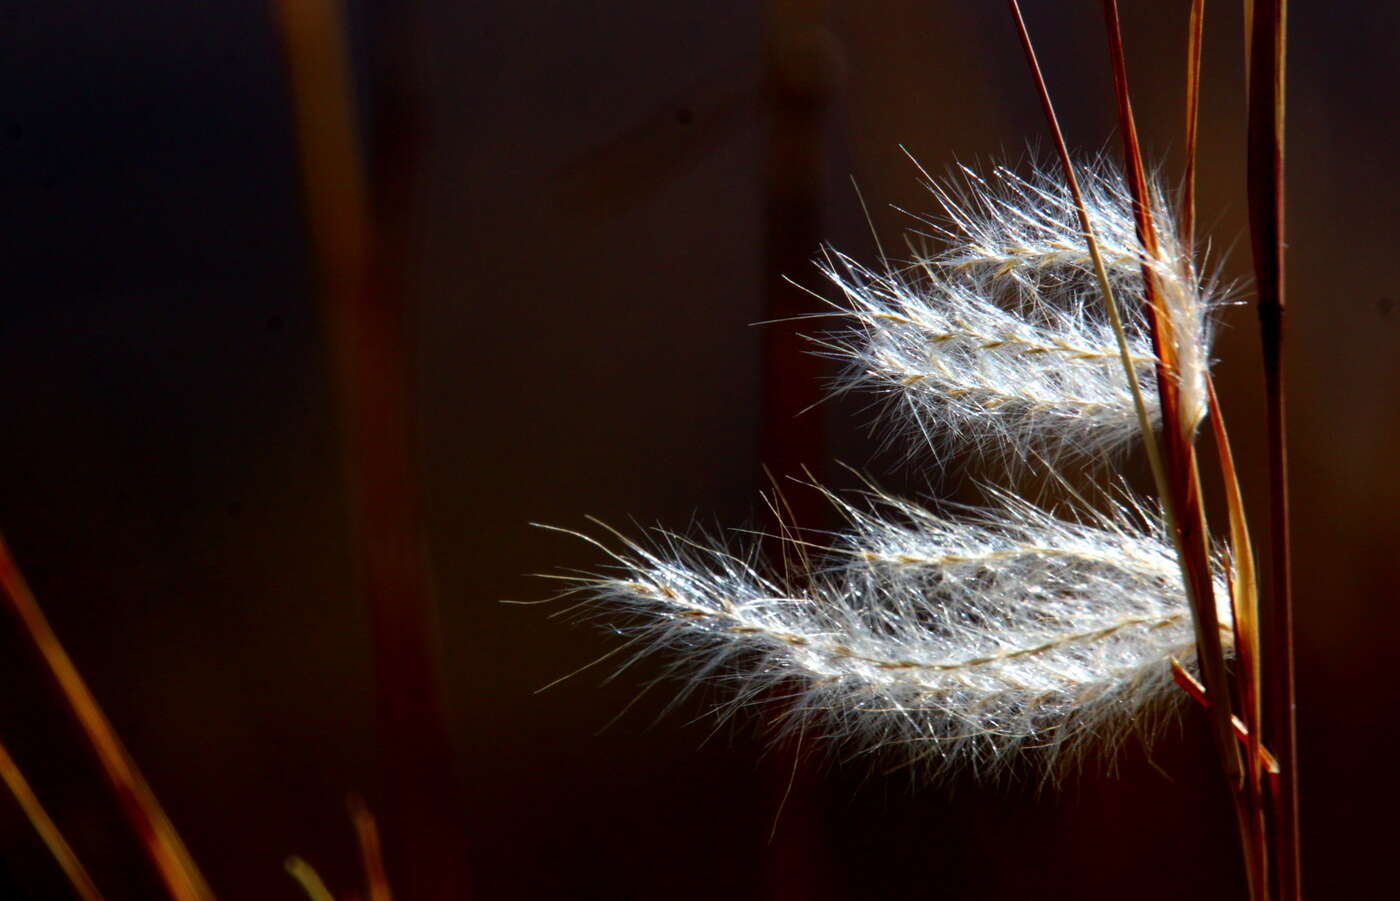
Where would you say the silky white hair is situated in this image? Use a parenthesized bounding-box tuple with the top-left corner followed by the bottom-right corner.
(550, 156, 1224, 778)
(821, 158, 1216, 462)
(556, 488, 1229, 778)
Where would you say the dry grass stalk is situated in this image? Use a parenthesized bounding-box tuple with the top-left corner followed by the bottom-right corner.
(0, 536, 214, 901)
(0, 735, 106, 901)
(552, 3, 1301, 898)
(563, 18, 1231, 772)
(1245, 1, 1300, 898)
(285, 796, 395, 901)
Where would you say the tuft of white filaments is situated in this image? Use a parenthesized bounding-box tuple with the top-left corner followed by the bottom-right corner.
(821, 159, 1215, 461)
(551, 156, 1227, 779)
(568, 492, 1230, 777)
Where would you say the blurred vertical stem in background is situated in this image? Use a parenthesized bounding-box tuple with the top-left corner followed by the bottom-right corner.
(271, 1, 471, 898)
(349, 794, 393, 901)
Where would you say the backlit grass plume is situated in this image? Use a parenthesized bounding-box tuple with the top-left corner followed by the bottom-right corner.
(548, 153, 1232, 777)
(821, 159, 1216, 463)
(558, 489, 1230, 777)
(545, 2, 1297, 895)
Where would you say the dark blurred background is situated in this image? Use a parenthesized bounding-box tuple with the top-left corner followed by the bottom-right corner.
(1, 1, 1396, 899)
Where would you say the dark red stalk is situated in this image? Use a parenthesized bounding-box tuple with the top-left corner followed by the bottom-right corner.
(1246, 1, 1299, 898)
(1009, 1, 1245, 824)
(1003, 0, 1168, 497)
(1098, 0, 1241, 779)
(1182, 0, 1205, 252)
(1101, 3, 1275, 896)
(1208, 377, 1272, 899)
(349, 796, 393, 901)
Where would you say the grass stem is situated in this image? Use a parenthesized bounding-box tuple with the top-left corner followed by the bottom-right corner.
(1182, 0, 1205, 252)
(1245, 1, 1300, 897)
(0, 536, 213, 901)
(0, 735, 106, 901)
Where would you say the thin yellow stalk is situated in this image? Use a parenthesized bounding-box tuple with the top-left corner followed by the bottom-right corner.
(1004, 0, 1171, 505)
(1003, 2, 1245, 797)
(0, 736, 105, 901)
(1207, 378, 1271, 898)
(1189, 3, 1269, 890)
(1099, 0, 1241, 781)
(285, 857, 338, 901)
(1206, 379, 1263, 773)
(0, 536, 213, 901)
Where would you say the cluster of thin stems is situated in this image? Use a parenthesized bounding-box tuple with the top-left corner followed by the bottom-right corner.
(559, 3, 1299, 900)
(1006, 2, 1296, 899)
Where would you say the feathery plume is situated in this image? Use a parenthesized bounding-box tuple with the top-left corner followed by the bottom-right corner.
(547, 156, 1230, 782)
(822, 159, 1215, 461)
(558, 490, 1231, 777)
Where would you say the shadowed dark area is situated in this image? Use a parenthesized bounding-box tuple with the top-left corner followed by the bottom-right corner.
(1, 1, 1395, 899)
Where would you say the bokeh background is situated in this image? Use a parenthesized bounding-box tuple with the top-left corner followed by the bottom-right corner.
(2, 1, 1396, 898)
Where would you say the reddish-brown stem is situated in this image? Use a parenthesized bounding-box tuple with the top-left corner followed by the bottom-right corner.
(1100, 0, 1240, 782)
(1005, 0, 1239, 788)
(349, 795, 393, 901)
(1207, 376, 1271, 899)
(1101, 3, 1272, 897)
(1004, 0, 1171, 504)
(1004, 2, 1082, 216)
(1170, 660, 1279, 774)
(0, 537, 213, 901)
(1189, 3, 1269, 887)
(1182, 0, 1205, 251)
(1246, 1, 1299, 898)
(1206, 379, 1265, 774)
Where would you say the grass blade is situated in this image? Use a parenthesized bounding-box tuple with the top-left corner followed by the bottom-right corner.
(1182, 0, 1205, 251)
(1003, 0, 1170, 500)
(285, 857, 337, 901)
(1246, 1, 1300, 897)
(1099, 0, 1240, 783)
(0, 736, 105, 901)
(0, 536, 213, 901)
(349, 795, 393, 901)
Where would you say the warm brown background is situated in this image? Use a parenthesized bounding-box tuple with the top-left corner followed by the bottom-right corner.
(2, 1, 1396, 899)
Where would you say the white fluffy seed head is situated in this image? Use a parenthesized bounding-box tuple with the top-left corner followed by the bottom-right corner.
(562, 492, 1231, 779)
(822, 158, 1217, 462)
(548, 154, 1228, 783)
